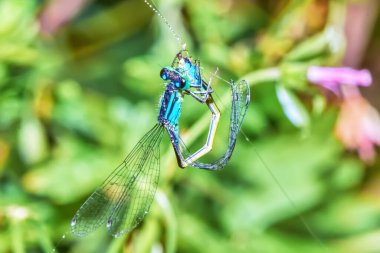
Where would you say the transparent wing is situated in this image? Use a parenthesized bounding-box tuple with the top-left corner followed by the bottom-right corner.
(187, 80, 250, 170)
(227, 79, 250, 141)
(71, 124, 164, 237)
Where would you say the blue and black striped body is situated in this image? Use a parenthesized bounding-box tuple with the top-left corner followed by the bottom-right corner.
(158, 83, 183, 131)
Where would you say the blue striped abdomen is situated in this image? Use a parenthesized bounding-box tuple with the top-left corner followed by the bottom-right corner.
(158, 87, 182, 129)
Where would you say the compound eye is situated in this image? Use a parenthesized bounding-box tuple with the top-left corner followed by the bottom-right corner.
(180, 78, 187, 88)
(160, 68, 168, 80)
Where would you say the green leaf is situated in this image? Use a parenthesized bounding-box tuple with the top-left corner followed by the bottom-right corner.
(18, 115, 48, 165)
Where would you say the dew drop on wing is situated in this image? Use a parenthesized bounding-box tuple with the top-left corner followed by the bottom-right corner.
(106, 219, 112, 229)
(71, 217, 76, 226)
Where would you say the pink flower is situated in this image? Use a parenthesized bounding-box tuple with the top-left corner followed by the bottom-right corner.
(307, 66, 372, 94)
(335, 92, 380, 163)
(39, 0, 89, 35)
(307, 66, 379, 162)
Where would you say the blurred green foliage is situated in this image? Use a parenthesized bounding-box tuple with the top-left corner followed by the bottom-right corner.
(0, 0, 379, 253)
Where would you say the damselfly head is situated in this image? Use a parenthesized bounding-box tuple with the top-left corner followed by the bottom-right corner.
(160, 67, 190, 90)
(171, 74, 189, 90)
(160, 67, 171, 81)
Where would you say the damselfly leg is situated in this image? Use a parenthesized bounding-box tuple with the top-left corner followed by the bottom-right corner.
(166, 96, 220, 168)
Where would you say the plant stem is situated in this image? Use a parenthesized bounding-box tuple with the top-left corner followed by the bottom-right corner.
(241, 67, 281, 86)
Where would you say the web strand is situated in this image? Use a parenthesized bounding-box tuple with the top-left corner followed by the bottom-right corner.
(251, 148, 327, 249)
(144, 0, 184, 48)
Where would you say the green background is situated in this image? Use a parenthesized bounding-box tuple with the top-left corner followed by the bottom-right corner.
(0, 0, 379, 252)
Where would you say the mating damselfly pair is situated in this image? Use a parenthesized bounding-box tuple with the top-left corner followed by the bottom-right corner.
(70, 48, 250, 237)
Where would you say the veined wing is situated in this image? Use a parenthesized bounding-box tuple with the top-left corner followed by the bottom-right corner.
(71, 124, 164, 237)
(225, 79, 250, 146)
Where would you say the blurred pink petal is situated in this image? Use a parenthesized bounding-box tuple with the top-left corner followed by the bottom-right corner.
(39, 0, 89, 35)
(307, 66, 372, 94)
(335, 95, 380, 163)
